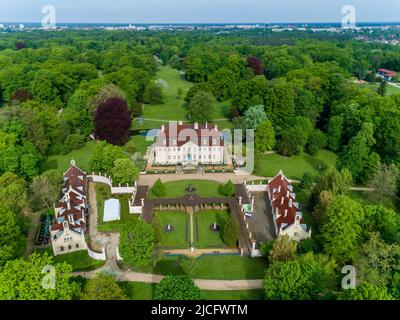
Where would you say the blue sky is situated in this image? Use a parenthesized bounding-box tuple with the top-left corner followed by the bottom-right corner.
(0, 0, 399, 23)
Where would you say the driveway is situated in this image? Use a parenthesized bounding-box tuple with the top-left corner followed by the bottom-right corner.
(139, 173, 268, 186)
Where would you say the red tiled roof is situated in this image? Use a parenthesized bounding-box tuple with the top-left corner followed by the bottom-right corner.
(378, 68, 398, 77)
(268, 172, 304, 230)
(156, 123, 224, 147)
(52, 162, 87, 234)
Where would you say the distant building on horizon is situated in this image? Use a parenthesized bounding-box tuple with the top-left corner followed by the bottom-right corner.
(376, 68, 398, 81)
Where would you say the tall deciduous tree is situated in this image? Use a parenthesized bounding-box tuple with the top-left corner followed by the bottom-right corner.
(321, 196, 364, 263)
(112, 158, 139, 186)
(0, 252, 79, 300)
(82, 273, 127, 300)
(247, 57, 264, 75)
(255, 119, 276, 153)
(338, 123, 380, 183)
(187, 91, 216, 123)
(120, 219, 155, 266)
(94, 97, 132, 146)
(154, 275, 202, 300)
(0, 205, 25, 266)
(269, 235, 297, 263)
(264, 253, 337, 300)
(243, 105, 267, 131)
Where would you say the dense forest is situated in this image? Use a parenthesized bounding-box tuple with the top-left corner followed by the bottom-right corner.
(0, 29, 399, 300)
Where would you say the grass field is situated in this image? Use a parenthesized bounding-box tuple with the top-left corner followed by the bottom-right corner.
(254, 150, 337, 180)
(132, 66, 232, 130)
(154, 211, 189, 249)
(95, 183, 138, 232)
(124, 254, 267, 280)
(35, 248, 104, 272)
(130, 134, 154, 154)
(119, 282, 156, 300)
(195, 211, 229, 248)
(358, 82, 400, 95)
(41, 141, 97, 173)
(192, 255, 266, 280)
(119, 281, 264, 300)
(149, 179, 224, 199)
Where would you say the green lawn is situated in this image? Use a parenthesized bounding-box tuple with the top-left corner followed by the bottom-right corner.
(122, 255, 187, 275)
(122, 254, 267, 280)
(119, 282, 155, 300)
(35, 247, 104, 272)
(202, 289, 264, 300)
(195, 211, 229, 249)
(132, 66, 232, 130)
(149, 180, 224, 199)
(119, 281, 264, 300)
(95, 183, 139, 232)
(358, 82, 400, 95)
(130, 134, 154, 154)
(348, 190, 396, 210)
(192, 255, 266, 280)
(254, 150, 337, 180)
(41, 141, 97, 173)
(154, 211, 189, 249)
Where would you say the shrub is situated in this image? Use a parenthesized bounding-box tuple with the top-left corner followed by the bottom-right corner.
(223, 213, 239, 247)
(151, 179, 166, 197)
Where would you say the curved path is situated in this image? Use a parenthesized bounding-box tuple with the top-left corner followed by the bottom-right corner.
(74, 268, 263, 290)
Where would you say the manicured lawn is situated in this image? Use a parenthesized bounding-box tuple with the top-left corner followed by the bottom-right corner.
(154, 211, 189, 249)
(132, 66, 232, 130)
(149, 180, 223, 199)
(195, 211, 229, 249)
(122, 255, 187, 275)
(130, 134, 154, 154)
(192, 255, 266, 280)
(122, 254, 267, 280)
(41, 141, 97, 173)
(254, 150, 337, 180)
(95, 183, 139, 232)
(202, 289, 264, 300)
(118, 281, 264, 300)
(35, 247, 104, 272)
(119, 282, 155, 300)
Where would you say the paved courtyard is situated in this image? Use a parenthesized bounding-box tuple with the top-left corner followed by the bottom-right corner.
(247, 192, 276, 245)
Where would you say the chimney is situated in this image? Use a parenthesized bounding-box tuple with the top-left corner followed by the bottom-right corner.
(178, 121, 183, 125)
(66, 193, 71, 210)
(284, 209, 288, 217)
(214, 124, 218, 131)
(194, 122, 199, 130)
(289, 199, 293, 208)
(287, 191, 290, 198)
(71, 159, 76, 167)
(161, 125, 165, 132)
(205, 122, 208, 129)
(281, 197, 284, 205)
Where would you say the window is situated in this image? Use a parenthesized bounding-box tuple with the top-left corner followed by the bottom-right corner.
(60, 246, 64, 252)
(68, 245, 72, 250)
(76, 244, 79, 248)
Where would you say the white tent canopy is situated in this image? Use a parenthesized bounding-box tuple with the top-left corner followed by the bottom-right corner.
(103, 198, 121, 222)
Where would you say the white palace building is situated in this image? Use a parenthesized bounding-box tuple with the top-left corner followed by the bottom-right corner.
(152, 122, 225, 166)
